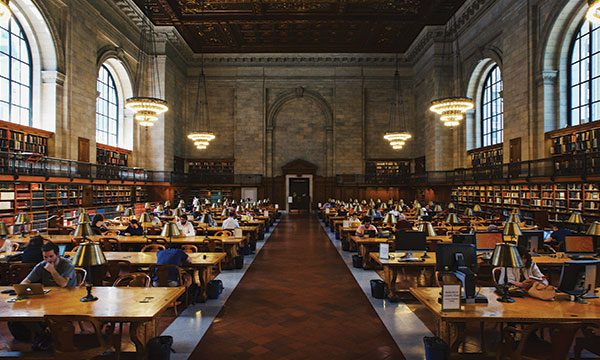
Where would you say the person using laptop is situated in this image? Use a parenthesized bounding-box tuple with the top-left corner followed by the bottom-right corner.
(544, 225, 573, 252)
(20, 236, 44, 264)
(91, 214, 109, 235)
(176, 214, 196, 237)
(21, 242, 76, 288)
(355, 217, 378, 237)
(222, 212, 240, 230)
(494, 246, 548, 289)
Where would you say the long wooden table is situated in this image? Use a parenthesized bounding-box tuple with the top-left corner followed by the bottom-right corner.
(371, 252, 437, 297)
(0, 286, 184, 358)
(411, 286, 600, 355)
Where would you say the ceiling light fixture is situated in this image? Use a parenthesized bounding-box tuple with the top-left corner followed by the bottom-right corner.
(384, 55, 412, 150)
(0, 0, 10, 19)
(588, 0, 600, 24)
(187, 55, 215, 150)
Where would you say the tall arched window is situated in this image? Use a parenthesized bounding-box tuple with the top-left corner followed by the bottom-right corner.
(569, 21, 600, 126)
(96, 65, 119, 146)
(0, 16, 32, 126)
(481, 65, 503, 147)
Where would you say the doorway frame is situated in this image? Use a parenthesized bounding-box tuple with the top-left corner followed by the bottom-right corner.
(285, 174, 313, 213)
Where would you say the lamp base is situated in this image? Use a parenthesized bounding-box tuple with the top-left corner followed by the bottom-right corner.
(497, 293, 516, 303)
(80, 294, 98, 302)
(421, 251, 431, 259)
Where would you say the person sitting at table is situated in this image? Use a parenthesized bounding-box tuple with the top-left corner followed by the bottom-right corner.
(21, 242, 75, 288)
(487, 224, 499, 232)
(119, 219, 143, 236)
(154, 246, 191, 287)
(494, 246, 548, 289)
(544, 224, 573, 252)
(347, 214, 361, 226)
(337, 206, 348, 217)
(222, 212, 240, 230)
(388, 205, 401, 218)
(355, 217, 378, 237)
(150, 212, 162, 227)
(21, 235, 44, 264)
(176, 214, 196, 237)
(372, 209, 383, 220)
(91, 214, 109, 235)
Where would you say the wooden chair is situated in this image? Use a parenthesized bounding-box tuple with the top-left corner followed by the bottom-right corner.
(9, 263, 36, 284)
(73, 267, 87, 287)
(202, 238, 224, 252)
(498, 322, 582, 360)
(140, 244, 166, 252)
(44, 315, 115, 359)
(103, 260, 131, 286)
(181, 245, 198, 253)
(113, 272, 151, 287)
(146, 237, 167, 245)
(99, 238, 120, 252)
(214, 230, 232, 237)
(148, 264, 191, 315)
(575, 324, 600, 359)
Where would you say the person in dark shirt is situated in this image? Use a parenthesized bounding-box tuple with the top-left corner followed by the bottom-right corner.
(91, 214, 108, 235)
(21, 236, 44, 264)
(154, 247, 190, 286)
(337, 206, 348, 217)
(119, 219, 143, 236)
(544, 225, 573, 252)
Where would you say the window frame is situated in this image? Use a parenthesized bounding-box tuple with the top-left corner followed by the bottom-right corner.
(0, 16, 33, 127)
(95, 64, 120, 147)
(480, 64, 504, 147)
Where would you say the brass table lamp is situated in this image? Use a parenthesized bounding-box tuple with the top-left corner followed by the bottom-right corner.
(72, 225, 106, 302)
(161, 222, 181, 245)
(491, 242, 524, 303)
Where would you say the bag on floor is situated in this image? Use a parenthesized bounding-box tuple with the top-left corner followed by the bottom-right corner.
(240, 244, 251, 256)
(370, 279, 386, 299)
(234, 255, 244, 269)
(148, 335, 174, 360)
(341, 239, 350, 251)
(352, 255, 363, 268)
(7, 321, 32, 342)
(207, 279, 224, 299)
(423, 336, 449, 360)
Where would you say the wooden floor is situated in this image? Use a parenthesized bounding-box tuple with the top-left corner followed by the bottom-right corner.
(191, 214, 404, 359)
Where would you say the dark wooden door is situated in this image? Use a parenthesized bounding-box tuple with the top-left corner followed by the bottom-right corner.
(289, 178, 310, 212)
(509, 137, 521, 178)
(77, 137, 90, 178)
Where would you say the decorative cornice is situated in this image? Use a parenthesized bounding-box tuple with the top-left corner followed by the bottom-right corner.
(189, 53, 404, 66)
(405, 26, 446, 63)
(539, 70, 559, 85)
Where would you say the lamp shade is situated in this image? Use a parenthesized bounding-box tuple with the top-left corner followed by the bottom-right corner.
(445, 213, 460, 224)
(507, 213, 521, 224)
(434, 205, 443, 212)
(587, 221, 600, 236)
(211, 203, 217, 209)
(567, 212, 584, 224)
(381, 203, 388, 210)
(503, 221, 522, 239)
(361, 200, 367, 205)
(77, 211, 91, 224)
(73, 222, 94, 238)
(417, 222, 437, 237)
(173, 208, 185, 217)
(0, 0, 11, 18)
(511, 208, 521, 215)
(115, 204, 125, 212)
(0, 222, 8, 236)
(156, 204, 164, 212)
(72, 242, 106, 267)
(144, 202, 152, 209)
(235, 205, 242, 212)
(178, 200, 186, 208)
(382, 213, 397, 225)
(199, 213, 213, 224)
(367, 209, 377, 218)
(138, 212, 152, 224)
(160, 222, 181, 238)
(473, 204, 482, 212)
(123, 208, 134, 217)
(448, 202, 455, 209)
(491, 243, 524, 268)
(164, 200, 171, 207)
(387, 199, 394, 205)
(14, 212, 28, 225)
(464, 208, 474, 217)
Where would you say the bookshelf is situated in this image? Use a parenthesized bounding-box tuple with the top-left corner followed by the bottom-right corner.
(135, 186, 148, 203)
(365, 160, 411, 181)
(468, 144, 503, 168)
(547, 121, 600, 175)
(0, 119, 52, 155)
(92, 185, 132, 206)
(190, 189, 233, 203)
(96, 144, 130, 166)
(188, 159, 234, 175)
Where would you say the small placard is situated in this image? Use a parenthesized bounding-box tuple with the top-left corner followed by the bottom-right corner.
(342, 220, 351, 228)
(379, 243, 389, 260)
(234, 228, 243, 238)
(275, 204, 279, 209)
(442, 284, 461, 311)
(318, 203, 322, 208)
(263, 210, 269, 217)
(325, 208, 330, 214)
(288, 196, 293, 203)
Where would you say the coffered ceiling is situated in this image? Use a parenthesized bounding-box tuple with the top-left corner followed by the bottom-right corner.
(135, 0, 467, 53)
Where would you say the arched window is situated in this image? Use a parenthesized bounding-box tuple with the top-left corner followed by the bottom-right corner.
(96, 65, 119, 146)
(569, 20, 600, 126)
(481, 65, 503, 147)
(0, 16, 32, 126)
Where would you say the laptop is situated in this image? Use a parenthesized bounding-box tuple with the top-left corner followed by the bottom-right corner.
(13, 283, 47, 297)
(565, 235, 597, 258)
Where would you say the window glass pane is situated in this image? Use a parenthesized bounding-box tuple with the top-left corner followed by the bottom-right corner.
(570, 21, 600, 126)
(96, 65, 120, 147)
(480, 65, 504, 147)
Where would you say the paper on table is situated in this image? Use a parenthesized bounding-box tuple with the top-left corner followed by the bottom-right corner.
(442, 284, 461, 311)
(379, 243, 389, 260)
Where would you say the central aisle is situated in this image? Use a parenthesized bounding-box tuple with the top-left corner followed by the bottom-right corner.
(191, 214, 404, 359)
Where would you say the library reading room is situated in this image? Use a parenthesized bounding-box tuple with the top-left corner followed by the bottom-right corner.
(3, 0, 600, 359)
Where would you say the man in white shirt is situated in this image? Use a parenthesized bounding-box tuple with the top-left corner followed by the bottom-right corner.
(222, 213, 240, 230)
(176, 214, 196, 237)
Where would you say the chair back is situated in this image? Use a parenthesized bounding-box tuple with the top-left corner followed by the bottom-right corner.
(74, 267, 87, 287)
(44, 315, 109, 355)
(214, 230, 232, 237)
(203, 238, 224, 252)
(104, 260, 131, 285)
(99, 238, 120, 252)
(9, 263, 36, 284)
(113, 272, 151, 287)
(9, 242, 20, 252)
(146, 237, 167, 245)
(181, 245, 198, 253)
(149, 264, 183, 287)
(141, 244, 166, 252)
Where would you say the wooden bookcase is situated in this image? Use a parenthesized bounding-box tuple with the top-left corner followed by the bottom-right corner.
(0, 119, 52, 155)
(188, 159, 234, 175)
(365, 160, 411, 180)
(96, 144, 130, 166)
(468, 144, 503, 168)
(546, 121, 600, 175)
(135, 186, 148, 203)
(92, 184, 132, 206)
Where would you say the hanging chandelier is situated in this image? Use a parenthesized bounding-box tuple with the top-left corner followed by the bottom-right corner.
(588, 0, 600, 24)
(384, 55, 412, 150)
(0, 0, 10, 19)
(126, 0, 169, 128)
(429, 17, 473, 128)
(187, 56, 215, 150)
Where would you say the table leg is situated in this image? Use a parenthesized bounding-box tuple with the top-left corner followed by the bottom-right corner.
(130, 319, 156, 360)
(436, 319, 466, 354)
(383, 266, 399, 299)
(198, 266, 211, 302)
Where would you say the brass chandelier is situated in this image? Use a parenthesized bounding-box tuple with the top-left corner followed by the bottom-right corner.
(588, 0, 600, 24)
(187, 56, 215, 150)
(384, 56, 411, 150)
(429, 17, 473, 127)
(0, 0, 10, 19)
(125, 0, 169, 127)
